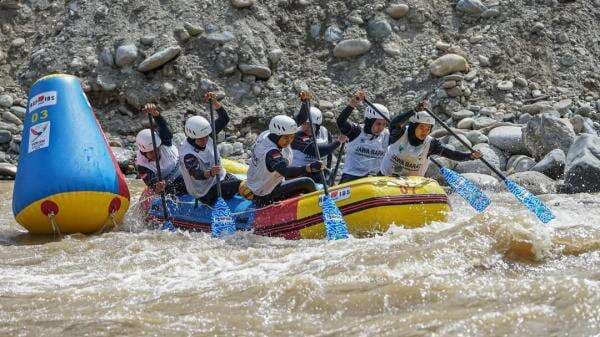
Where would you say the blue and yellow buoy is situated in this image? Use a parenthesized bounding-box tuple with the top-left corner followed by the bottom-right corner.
(12, 74, 130, 234)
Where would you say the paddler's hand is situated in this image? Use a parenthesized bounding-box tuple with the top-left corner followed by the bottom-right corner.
(470, 150, 483, 160)
(306, 161, 324, 173)
(209, 165, 221, 177)
(348, 90, 365, 108)
(153, 180, 166, 193)
(203, 92, 222, 110)
(337, 135, 348, 143)
(142, 103, 159, 117)
(299, 91, 312, 102)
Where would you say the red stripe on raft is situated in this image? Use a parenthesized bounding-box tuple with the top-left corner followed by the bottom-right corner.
(254, 194, 448, 236)
(252, 197, 299, 229)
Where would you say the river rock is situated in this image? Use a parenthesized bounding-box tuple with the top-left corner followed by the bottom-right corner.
(386, 4, 410, 19)
(488, 126, 528, 155)
(473, 116, 496, 129)
(518, 113, 532, 124)
(461, 173, 500, 190)
(456, 0, 487, 14)
(115, 44, 138, 67)
(451, 109, 474, 121)
(553, 99, 572, 114)
(333, 39, 372, 58)
(111, 146, 134, 168)
(218, 143, 234, 157)
(455, 143, 504, 175)
(2, 110, 21, 125)
(497, 81, 514, 91)
(9, 106, 25, 119)
(206, 31, 235, 44)
(480, 107, 497, 116)
(367, 19, 393, 41)
(0, 163, 16, 177)
(448, 134, 472, 152)
(457, 117, 475, 129)
(0, 94, 13, 108)
(564, 134, 600, 193)
(507, 171, 557, 195)
(430, 54, 469, 77)
(231, 0, 255, 8)
(531, 148, 565, 179)
(138, 46, 182, 72)
(466, 130, 488, 145)
(239, 64, 272, 79)
(184, 22, 204, 36)
(570, 115, 597, 135)
(0, 121, 20, 134)
(506, 155, 536, 173)
(324, 25, 343, 43)
(0, 130, 12, 144)
(522, 113, 575, 160)
(521, 101, 553, 115)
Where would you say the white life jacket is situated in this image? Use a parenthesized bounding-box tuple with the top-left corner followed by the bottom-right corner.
(291, 126, 329, 167)
(178, 139, 226, 198)
(247, 131, 293, 197)
(135, 144, 181, 183)
(381, 127, 432, 177)
(342, 128, 389, 177)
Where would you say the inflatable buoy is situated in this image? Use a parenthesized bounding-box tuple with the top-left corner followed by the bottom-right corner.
(12, 74, 130, 234)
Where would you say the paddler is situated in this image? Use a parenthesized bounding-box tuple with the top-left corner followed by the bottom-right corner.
(380, 102, 483, 177)
(336, 90, 390, 183)
(245, 115, 324, 207)
(135, 103, 186, 195)
(179, 93, 241, 205)
(291, 92, 348, 184)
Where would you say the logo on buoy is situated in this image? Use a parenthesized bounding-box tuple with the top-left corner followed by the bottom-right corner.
(28, 121, 51, 153)
(28, 91, 57, 113)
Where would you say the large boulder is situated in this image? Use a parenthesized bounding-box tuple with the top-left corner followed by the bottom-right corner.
(564, 134, 600, 193)
(488, 126, 528, 155)
(111, 147, 134, 169)
(506, 155, 536, 174)
(507, 171, 557, 195)
(531, 148, 565, 180)
(522, 113, 575, 160)
(461, 173, 500, 190)
(570, 115, 597, 135)
(455, 143, 505, 175)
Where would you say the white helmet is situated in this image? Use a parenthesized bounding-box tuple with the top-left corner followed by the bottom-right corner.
(269, 115, 298, 135)
(136, 129, 161, 153)
(410, 111, 436, 126)
(308, 107, 323, 125)
(185, 116, 212, 139)
(365, 103, 390, 120)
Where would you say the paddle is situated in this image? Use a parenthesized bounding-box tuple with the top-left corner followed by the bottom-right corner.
(422, 107, 555, 224)
(207, 95, 236, 237)
(363, 99, 490, 213)
(328, 143, 345, 186)
(146, 111, 174, 231)
(302, 94, 349, 240)
(429, 157, 491, 212)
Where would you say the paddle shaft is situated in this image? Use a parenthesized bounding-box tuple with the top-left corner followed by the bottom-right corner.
(208, 99, 223, 198)
(147, 114, 170, 220)
(422, 108, 507, 180)
(329, 143, 345, 186)
(305, 100, 330, 196)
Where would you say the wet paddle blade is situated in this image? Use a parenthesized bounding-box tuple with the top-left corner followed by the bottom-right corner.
(504, 179, 555, 224)
(211, 197, 237, 237)
(321, 195, 349, 240)
(439, 167, 491, 213)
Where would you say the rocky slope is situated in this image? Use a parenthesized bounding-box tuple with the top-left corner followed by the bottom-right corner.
(1, 0, 600, 192)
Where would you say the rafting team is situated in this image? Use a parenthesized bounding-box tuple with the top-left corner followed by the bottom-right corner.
(136, 91, 482, 207)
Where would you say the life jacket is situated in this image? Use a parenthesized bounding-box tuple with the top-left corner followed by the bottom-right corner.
(291, 126, 329, 167)
(342, 128, 389, 177)
(381, 126, 432, 177)
(178, 139, 226, 198)
(246, 131, 293, 197)
(135, 144, 181, 183)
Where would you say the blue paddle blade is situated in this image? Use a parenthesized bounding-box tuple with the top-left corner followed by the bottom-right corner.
(321, 195, 349, 240)
(161, 220, 175, 231)
(504, 179, 555, 224)
(211, 197, 237, 238)
(439, 167, 491, 213)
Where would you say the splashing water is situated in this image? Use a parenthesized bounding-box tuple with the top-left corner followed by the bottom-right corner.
(440, 166, 491, 212)
(321, 195, 349, 240)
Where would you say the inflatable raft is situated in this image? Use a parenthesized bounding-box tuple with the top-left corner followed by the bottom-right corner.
(144, 160, 449, 239)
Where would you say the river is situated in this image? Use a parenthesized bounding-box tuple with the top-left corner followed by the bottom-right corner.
(0, 180, 598, 336)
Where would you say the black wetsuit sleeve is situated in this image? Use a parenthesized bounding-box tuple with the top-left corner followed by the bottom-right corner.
(291, 134, 340, 159)
(212, 107, 230, 135)
(388, 111, 415, 145)
(293, 103, 308, 125)
(326, 133, 333, 169)
(153, 115, 173, 146)
(428, 139, 473, 161)
(183, 154, 208, 180)
(265, 149, 306, 179)
(336, 106, 362, 141)
(138, 165, 158, 187)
